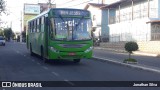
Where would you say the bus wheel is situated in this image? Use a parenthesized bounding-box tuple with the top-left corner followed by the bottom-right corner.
(41, 47, 48, 63)
(30, 44, 34, 56)
(73, 59, 81, 63)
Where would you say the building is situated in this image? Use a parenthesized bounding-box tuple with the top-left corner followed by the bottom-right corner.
(101, 0, 160, 54)
(102, 0, 160, 42)
(84, 3, 109, 42)
(23, 3, 56, 32)
(38, 3, 56, 12)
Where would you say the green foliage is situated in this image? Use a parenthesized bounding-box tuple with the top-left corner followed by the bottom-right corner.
(123, 58, 137, 63)
(0, 0, 6, 14)
(124, 42, 138, 61)
(3, 28, 13, 41)
(0, 28, 4, 36)
(125, 42, 138, 53)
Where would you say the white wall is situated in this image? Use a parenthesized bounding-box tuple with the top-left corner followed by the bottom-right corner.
(87, 6, 102, 37)
(109, 18, 151, 42)
(115, 0, 158, 22)
(87, 6, 102, 26)
(108, 0, 160, 42)
(157, 0, 160, 18)
(150, 0, 158, 18)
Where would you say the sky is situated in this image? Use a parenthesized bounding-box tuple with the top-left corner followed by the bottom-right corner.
(1, 0, 119, 32)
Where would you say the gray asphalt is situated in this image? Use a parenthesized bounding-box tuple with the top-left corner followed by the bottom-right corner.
(0, 42, 160, 90)
(94, 49, 160, 68)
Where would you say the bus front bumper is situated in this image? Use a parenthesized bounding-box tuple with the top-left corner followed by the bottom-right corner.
(48, 50, 92, 60)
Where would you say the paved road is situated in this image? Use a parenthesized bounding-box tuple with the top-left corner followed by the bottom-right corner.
(94, 49, 160, 68)
(0, 42, 160, 90)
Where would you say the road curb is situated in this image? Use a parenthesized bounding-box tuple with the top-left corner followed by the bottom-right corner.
(93, 56, 160, 74)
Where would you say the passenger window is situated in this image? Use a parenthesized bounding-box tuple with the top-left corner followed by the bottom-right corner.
(34, 20, 37, 32)
(37, 19, 39, 32)
(32, 21, 34, 33)
(39, 18, 41, 32)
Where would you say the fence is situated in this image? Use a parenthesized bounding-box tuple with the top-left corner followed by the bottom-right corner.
(98, 33, 160, 54)
(151, 33, 160, 41)
(108, 33, 150, 42)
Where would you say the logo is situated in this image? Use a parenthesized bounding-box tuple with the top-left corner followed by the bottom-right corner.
(2, 82, 11, 87)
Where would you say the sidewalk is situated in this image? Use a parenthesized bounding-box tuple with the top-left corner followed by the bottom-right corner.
(94, 47, 159, 57)
(93, 47, 160, 74)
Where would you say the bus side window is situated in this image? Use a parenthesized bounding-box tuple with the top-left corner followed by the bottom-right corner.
(37, 19, 39, 32)
(32, 21, 34, 33)
(27, 22, 30, 32)
(29, 22, 32, 32)
(34, 20, 37, 32)
(45, 17, 49, 25)
(39, 18, 41, 32)
(28, 22, 30, 33)
(41, 17, 44, 32)
(30, 22, 33, 33)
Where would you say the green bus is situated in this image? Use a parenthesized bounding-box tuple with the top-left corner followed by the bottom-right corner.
(26, 8, 93, 63)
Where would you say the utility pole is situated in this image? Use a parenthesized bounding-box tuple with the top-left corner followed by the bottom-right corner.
(48, 0, 51, 9)
(102, 0, 105, 4)
(20, 11, 23, 42)
(10, 21, 12, 28)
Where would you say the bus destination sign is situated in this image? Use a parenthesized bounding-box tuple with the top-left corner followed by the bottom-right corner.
(53, 9, 90, 17)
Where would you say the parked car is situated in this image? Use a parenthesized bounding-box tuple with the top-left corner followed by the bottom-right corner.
(0, 36, 5, 46)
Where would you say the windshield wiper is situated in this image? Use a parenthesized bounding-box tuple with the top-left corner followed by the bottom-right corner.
(59, 15, 70, 40)
(59, 15, 65, 22)
(74, 16, 84, 30)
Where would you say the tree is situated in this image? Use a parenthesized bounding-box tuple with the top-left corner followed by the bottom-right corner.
(3, 28, 13, 41)
(124, 42, 139, 63)
(22, 30, 26, 42)
(125, 42, 138, 59)
(0, 0, 6, 15)
(0, 28, 4, 36)
(11, 31, 15, 39)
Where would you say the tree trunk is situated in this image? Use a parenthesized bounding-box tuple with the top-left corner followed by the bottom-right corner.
(129, 53, 131, 59)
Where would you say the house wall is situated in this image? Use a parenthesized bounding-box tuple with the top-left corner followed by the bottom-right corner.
(150, 0, 158, 18)
(114, 0, 158, 22)
(137, 41, 160, 54)
(87, 6, 102, 26)
(108, 0, 160, 42)
(157, 0, 160, 18)
(115, 1, 132, 22)
(151, 23, 160, 40)
(101, 9, 109, 41)
(109, 18, 151, 42)
(87, 6, 102, 38)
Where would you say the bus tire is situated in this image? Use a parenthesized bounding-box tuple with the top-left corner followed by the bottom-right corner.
(30, 44, 34, 56)
(73, 59, 81, 63)
(41, 47, 48, 63)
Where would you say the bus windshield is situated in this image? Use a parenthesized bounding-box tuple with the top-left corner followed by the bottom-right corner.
(50, 17, 92, 41)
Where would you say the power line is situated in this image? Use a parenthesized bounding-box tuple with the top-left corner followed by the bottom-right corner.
(65, 0, 93, 8)
(51, 0, 56, 3)
(57, 0, 76, 6)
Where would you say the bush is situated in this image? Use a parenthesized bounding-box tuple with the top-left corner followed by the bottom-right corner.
(125, 42, 138, 54)
(124, 42, 138, 63)
(123, 58, 137, 63)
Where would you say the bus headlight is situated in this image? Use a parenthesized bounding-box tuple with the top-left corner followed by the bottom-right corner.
(84, 46, 93, 53)
(50, 47, 59, 53)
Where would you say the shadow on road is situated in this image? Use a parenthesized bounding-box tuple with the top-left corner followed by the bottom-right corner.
(31, 53, 83, 66)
